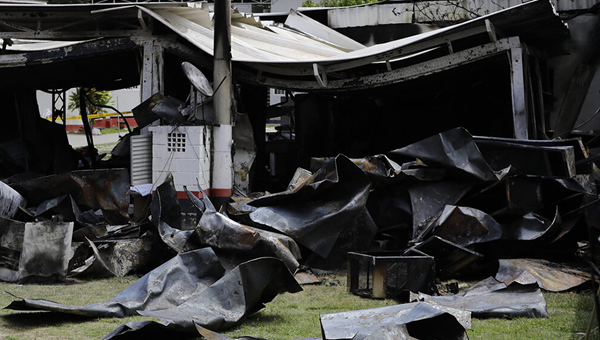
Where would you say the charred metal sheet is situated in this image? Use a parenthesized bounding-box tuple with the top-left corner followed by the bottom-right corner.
(34, 194, 81, 221)
(6, 248, 301, 334)
(495, 258, 592, 292)
(9, 169, 130, 225)
(7, 248, 223, 316)
(418, 276, 549, 318)
(389, 127, 498, 182)
(501, 208, 563, 243)
(137, 257, 302, 329)
(408, 180, 475, 240)
(461, 176, 544, 216)
(348, 155, 454, 187)
(364, 183, 412, 239)
(0, 217, 25, 279)
(473, 136, 592, 174)
(152, 176, 301, 273)
(287, 168, 313, 192)
(432, 205, 503, 247)
(474, 136, 581, 178)
(71, 233, 157, 278)
(192, 206, 301, 272)
(233, 113, 257, 196)
(294, 267, 320, 285)
(103, 260, 302, 338)
(0, 181, 26, 219)
(347, 154, 403, 186)
(356, 324, 417, 340)
(151, 173, 182, 230)
(406, 236, 483, 280)
(247, 154, 374, 260)
(132, 93, 186, 128)
(0, 219, 73, 282)
(320, 301, 470, 340)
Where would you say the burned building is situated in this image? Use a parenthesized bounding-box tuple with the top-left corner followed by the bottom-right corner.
(1, 0, 600, 338)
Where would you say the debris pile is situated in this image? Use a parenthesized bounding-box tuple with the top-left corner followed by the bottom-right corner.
(1, 125, 599, 339)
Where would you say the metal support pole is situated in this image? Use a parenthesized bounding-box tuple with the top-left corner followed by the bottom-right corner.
(509, 42, 529, 139)
(211, 0, 233, 208)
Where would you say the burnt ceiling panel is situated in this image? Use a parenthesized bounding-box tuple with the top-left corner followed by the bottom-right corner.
(0, 38, 141, 91)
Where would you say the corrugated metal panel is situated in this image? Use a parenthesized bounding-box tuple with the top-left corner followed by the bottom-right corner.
(146, 7, 352, 62)
(141, 0, 567, 70)
(130, 134, 153, 186)
(284, 9, 365, 51)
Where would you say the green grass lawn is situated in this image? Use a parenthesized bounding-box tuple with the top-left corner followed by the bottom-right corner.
(0, 274, 598, 340)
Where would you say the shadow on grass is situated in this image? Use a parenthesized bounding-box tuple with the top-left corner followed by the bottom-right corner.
(243, 312, 285, 325)
(1, 311, 92, 330)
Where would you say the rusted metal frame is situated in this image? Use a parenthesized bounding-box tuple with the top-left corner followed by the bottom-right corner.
(242, 24, 490, 78)
(235, 37, 516, 93)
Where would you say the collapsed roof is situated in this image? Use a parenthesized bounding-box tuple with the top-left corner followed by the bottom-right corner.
(0, 0, 568, 92)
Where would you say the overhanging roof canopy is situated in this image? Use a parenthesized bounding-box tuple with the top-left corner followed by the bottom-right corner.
(0, 0, 569, 91)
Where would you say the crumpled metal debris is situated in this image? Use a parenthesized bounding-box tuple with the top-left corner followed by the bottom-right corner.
(151, 174, 301, 273)
(8, 169, 130, 225)
(408, 181, 475, 240)
(319, 301, 470, 340)
(431, 205, 503, 247)
(474, 136, 581, 178)
(131, 93, 186, 128)
(70, 233, 157, 278)
(495, 258, 592, 292)
(417, 276, 549, 318)
(0, 181, 26, 219)
(389, 127, 499, 182)
(234, 154, 376, 265)
(5, 247, 302, 336)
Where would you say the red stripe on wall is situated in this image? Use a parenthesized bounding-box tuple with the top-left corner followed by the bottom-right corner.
(210, 188, 233, 197)
(176, 190, 209, 199)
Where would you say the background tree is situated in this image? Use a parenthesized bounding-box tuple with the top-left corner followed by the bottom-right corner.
(68, 87, 113, 116)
